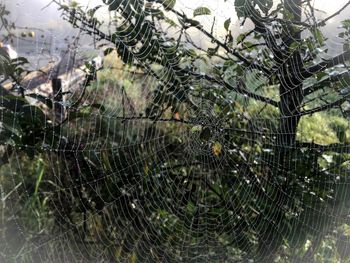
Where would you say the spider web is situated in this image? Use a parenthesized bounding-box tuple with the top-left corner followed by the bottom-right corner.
(1, 0, 350, 262)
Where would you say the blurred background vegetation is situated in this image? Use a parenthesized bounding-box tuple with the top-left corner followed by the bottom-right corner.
(2, 0, 350, 262)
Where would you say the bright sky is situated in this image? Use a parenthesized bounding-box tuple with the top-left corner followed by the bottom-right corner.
(71, 0, 350, 26)
(5, 0, 350, 51)
(7, 0, 349, 27)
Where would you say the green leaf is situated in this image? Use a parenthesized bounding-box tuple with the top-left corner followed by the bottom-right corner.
(312, 28, 324, 45)
(289, 41, 300, 52)
(101, 150, 112, 172)
(186, 201, 196, 214)
(164, 17, 178, 27)
(256, 0, 273, 14)
(241, 41, 257, 51)
(193, 7, 211, 17)
(0, 52, 11, 76)
(207, 47, 218, 56)
(104, 0, 122, 11)
(145, 7, 164, 19)
(315, 72, 328, 81)
(161, 0, 176, 11)
(0, 47, 10, 60)
(34, 159, 45, 195)
(235, 0, 246, 18)
(185, 49, 197, 58)
(224, 18, 231, 31)
(104, 47, 115, 56)
(236, 33, 245, 44)
(342, 19, 350, 29)
(11, 57, 29, 66)
(223, 60, 236, 71)
(87, 5, 102, 17)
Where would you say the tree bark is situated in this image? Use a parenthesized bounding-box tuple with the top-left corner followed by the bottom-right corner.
(260, 1, 304, 262)
(277, 0, 303, 147)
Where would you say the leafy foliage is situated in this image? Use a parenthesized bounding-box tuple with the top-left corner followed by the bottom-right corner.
(2, 0, 350, 262)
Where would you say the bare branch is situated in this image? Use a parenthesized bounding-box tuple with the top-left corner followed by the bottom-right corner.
(317, 0, 350, 27)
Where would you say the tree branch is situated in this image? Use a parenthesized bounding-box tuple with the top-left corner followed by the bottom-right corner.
(303, 71, 350, 95)
(317, 0, 350, 27)
(300, 96, 348, 116)
(185, 70, 279, 107)
(169, 8, 272, 75)
(295, 141, 350, 154)
(302, 50, 350, 79)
